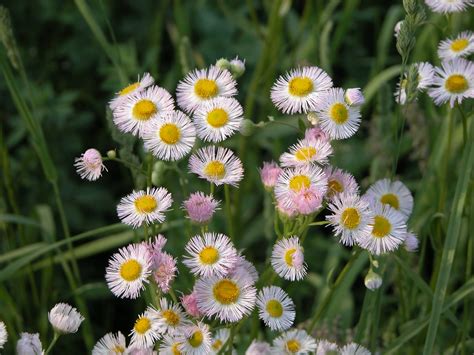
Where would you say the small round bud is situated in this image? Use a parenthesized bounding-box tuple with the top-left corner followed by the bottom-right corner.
(229, 57, 245, 78)
(364, 269, 383, 291)
(240, 119, 257, 136)
(307, 112, 320, 125)
(215, 58, 231, 70)
(153, 161, 167, 175)
(106, 150, 117, 159)
(345, 88, 365, 107)
(151, 171, 161, 186)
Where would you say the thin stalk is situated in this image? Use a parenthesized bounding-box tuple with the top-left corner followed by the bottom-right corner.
(224, 185, 234, 239)
(456, 103, 468, 145)
(44, 333, 60, 355)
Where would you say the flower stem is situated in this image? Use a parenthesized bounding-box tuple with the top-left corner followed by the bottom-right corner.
(44, 333, 60, 355)
(224, 185, 234, 240)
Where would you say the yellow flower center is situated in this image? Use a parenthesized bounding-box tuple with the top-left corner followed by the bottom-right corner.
(171, 343, 182, 355)
(159, 123, 181, 144)
(380, 193, 400, 210)
(212, 340, 223, 351)
(134, 195, 158, 213)
(188, 330, 203, 348)
(341, 207, 361, 229)
(194, 79, 218, 99)
(289, 77, 314, 97)
(295, 147, 317, 161)
(213, 279, 240, 304)
(284, 248, 296, 266)
(372, 215, 392, 238)
(162, 309, 180, 326)
(112, 345, 125, 354)
(266, 299, 283, 318)
(286, 339, 301, 353)
(134, 317, 151, 334)
(119, 82, 139, 96)
(207, 108, 229, 128)
(328, 179, 343, 196)
(450, 38, 469, 52)
(204, 160, 226, 179)
(289, 175, 311, 192)
(120, 259, 142, 281)
(132, 99, 157, 121)
(199, 246, 219, 265)
(329, 103, 349, 124)
(445, 74, 468, 94)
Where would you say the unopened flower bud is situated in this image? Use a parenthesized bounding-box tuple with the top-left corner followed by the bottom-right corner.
(345, 88, 365, 107)
(240, 119, 257, 136)
(106, 150, 117, 159)
(307, 112, 320, 125)
(215, 58, 231, 71)
(364, 269, 382, 291)
(230, 57, 245, 78)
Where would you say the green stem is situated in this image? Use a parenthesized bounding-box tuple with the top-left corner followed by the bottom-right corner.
(224, 185, 234, 240)
(456, 103, 468, 146)
(44, 333, 60, 355)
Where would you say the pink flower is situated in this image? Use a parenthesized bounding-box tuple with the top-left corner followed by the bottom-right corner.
(292, 187, 323, 215)
(291, 249, 304, 268)
(304, 126, 330, 142)
(260, 161, 282, 190)
(74, 148, 107, 181)
(276, 199, 297, 219)
(181, 291, 203, 318)
(183, 192, 220, 224)
(145, 234, 167, 254)
(151, 251, 177, 293)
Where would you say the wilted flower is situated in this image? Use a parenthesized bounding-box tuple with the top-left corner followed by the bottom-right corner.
(16, 333, 43, 355)
(48, 303, 84, 334)
(74, 148, 107, 181)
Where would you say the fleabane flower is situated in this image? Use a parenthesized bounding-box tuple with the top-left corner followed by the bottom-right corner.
(117, 187, 173, 228)
(339, 342, 371, 355)
(210, 328, 230, 354)
(358, 202, 407, 255)
(404, 231, 419, 252)
(195, 270, 257, 322)
(280, 138, 332, 167)
(181, 290, 203, 318)
(129, 307, 160, 350)
(155, 298, 189, 335)
(246, 340, 272, 355)
(113, 85, 175, 137)
(257, 286, 295, 331)
(260, 161, 282, 190)
(324, 166, 359, 201)
(142, 110, 196, 161)
(226, 253, 259, 285)
(316, 88, 361, 140)
(189, 146, 244, 186)
(345, 88, 365, 107)
(274, 165, 327, 211)
(428, 58, 474, 107)
(364, 269, 383, 291)
(16, 333, 43, 355)
(439, 31, 474, 60)
(272, 329, 317, 355)
(150, 250, 177, 293)
(315, 339, 339, 354)
(271, 236, 307, 281)
(194, 96, 243, 142)
(424, 0, 474, 13)
(183, 192, 220, 224)
(48, 303, 84, 334)
(292, 186, 324, 215)
(92, 332, 127, 355)
(178, 321, 212, 355)
(271, 66, 333, 114)
(159, 334, 183, 355)
(109, 72, 154, 111)
(177, 65, 237, 114)
(183, 233, 238, 277)
(364, 179, 413, 219)
(0, 322, 6, 349)
(105, 243, 152, 299)
(304, 126, 330, 142)
(327, 193, 373, 246)
(74, 148, 107, 181)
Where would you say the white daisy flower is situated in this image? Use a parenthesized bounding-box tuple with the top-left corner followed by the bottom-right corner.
(364, 179, 413, 218)
(210, 328, 230, 353)
(324, 166, 359, 200)
(315, 339, 339, 354)
(109, 72, 154, 111)
(48, 303, 84, 334)
(246, 340, 272, 355)
(424, 0, 473, 13)
(113, 85, 175, 137)
(74, 148, 107, 181)
(16, 332, 43, 355)
(280, 138, 333, 167)
(271, 236, 307, 281)
(183, 233, 238, 278)
(105, 243, 152, 299)
(226, 253, 259, 285)
(256, 286, 295, 331)
(326, 193, 374, 246)
(358, 202, 407, 255)
(142, 110, 196, 161)
(117, 187, 173, 228)
(177, 65, 237, 114)
(428, 58, 474, 107)
(189, 146, 244, 187)
(129, 307, 160, 350)
(159, 334, 183, 355)
(316, 88, 361, 140)
(124, 346, 157, 354)
(404, 230, 419, 252)
(195, 271, 257, 322)
(270, 66, 333, 114)
(178, 321, 212, 355)
(272, 329, 317, 354)
(92, 332, 127, 355)
(194, 96, 243, 142)
(155, 298, 190, 335)
(438, 31, 474, 60)
(339, 342, 371, 355)
(274, 165, 327, 210)
(0, 321, 7, 349)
